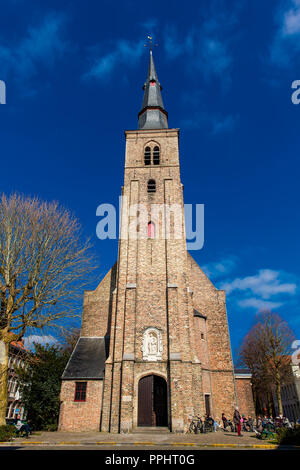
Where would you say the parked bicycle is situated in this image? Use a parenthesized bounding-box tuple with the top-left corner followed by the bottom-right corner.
(255, 421, 276, 440)
(187, 415, 202, 434)
(222, 419, 234, 432)
(202, 416, 214, 433)
(202, 421, 213, 433)
(242, 416, 254, 432)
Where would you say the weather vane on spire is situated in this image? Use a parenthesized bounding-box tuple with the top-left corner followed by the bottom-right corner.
(144, 35, 158, 52)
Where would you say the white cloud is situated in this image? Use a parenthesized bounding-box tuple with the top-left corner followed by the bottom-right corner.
(163, 25, 232, 81)
(220, 269, 297, 299)
(163, 25, 194, 61)
(24, 335, 58, 349)
(0, 13, 68, 84)
(282, 0, 300, 36)
(270, 0, 300, 66)
(211, 114, 237, 135)
(84, 39, 145, 80)
(202, 255, 238, 279)
(237, 298, 283, 310)
(220, 268, 298, 312)
(162, 1, 243, 86)
(201, 37, 232, 78)
(83, 4, 240, 84)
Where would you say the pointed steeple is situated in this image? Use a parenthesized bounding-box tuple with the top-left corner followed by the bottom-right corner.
(138, 50, 168, 130)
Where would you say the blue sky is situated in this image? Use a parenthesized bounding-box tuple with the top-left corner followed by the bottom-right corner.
(0, 0, 299, 360)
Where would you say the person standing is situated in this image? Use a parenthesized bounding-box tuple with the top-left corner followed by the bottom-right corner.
(233, 406, 242, 436)
(213, 417, 221, 432)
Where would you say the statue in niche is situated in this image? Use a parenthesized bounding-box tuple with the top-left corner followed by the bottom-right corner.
(142, 328, 162, 361)
(148, 332, 158, 355)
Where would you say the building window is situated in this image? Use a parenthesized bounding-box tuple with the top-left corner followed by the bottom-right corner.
(74, 382, 87, 402)
(6, 403, 12, 419)
(148, 221, 155, 238)
(147, 179, 156, 193)
(205, 394, 211, 416)
(201, 333, 204, 340)
(144, 146, 151, 166)
(144, 144, 161, 165)
(153, 146, 160, 165)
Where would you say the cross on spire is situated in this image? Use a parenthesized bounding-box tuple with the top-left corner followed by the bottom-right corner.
(144, 35, 158, 52)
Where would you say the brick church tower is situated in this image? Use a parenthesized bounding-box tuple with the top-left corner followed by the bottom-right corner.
(58, 51, 253, 433)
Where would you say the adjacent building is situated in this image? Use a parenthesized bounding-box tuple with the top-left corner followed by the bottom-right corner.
(6, 339, 28, 421)
(273, 361, 300, 423)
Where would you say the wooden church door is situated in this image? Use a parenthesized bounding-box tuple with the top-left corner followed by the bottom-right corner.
(138, 375, 168, 427)
(138, 375, 153, 426)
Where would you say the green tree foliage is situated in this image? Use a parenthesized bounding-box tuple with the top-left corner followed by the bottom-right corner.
(16, 343, 71, 431)
(0, 424, 16, 441)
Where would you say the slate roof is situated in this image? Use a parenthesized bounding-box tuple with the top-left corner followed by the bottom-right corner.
(234, 368, 252, 375)
(62, 336, 108, 380)
(138, 50, 168, 130)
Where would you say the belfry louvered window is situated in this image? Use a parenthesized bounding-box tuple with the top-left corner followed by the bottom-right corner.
(153, 146, 160, 165)
(144, 146, 151, 165)
(144, 145, 161, 165)
(147, 179, 156, 193)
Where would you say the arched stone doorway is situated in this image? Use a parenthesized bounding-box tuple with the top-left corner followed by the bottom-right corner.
(137, 375, 168, 427)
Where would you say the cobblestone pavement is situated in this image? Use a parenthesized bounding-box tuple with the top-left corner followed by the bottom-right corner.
(0, 430, 284, 449)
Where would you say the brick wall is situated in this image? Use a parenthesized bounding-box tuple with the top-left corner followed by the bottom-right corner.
(58, 380, 103, 431)
(187, 253, 237, 419)
(235, 376, 255, 418)
(81, 263, 117, 337)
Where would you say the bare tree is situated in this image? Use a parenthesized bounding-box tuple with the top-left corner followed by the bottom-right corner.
(0, 193, 97, 425)
(239, 311, 295, 416)
(59, 327, 81, 353)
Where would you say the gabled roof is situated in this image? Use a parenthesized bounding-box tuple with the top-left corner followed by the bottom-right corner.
(62, 336, 109, 380)
(10, 340, 28, 352)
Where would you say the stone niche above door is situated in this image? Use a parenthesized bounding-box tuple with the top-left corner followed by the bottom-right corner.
(142, 327, 163, 361)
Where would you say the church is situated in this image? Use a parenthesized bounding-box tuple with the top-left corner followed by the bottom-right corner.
(58, 50, 254, 433)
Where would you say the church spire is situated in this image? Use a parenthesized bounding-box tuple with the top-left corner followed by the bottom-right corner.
(138, 49, 168, 130)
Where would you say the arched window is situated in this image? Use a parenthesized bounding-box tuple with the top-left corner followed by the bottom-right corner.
(147, 221, 155, 238)
(153, 146, 160, 165)
(144, 146, 151, 165)
(147, 179, 156, 193)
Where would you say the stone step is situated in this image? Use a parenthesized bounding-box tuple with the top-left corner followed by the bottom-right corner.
(132, 427, 170, 434)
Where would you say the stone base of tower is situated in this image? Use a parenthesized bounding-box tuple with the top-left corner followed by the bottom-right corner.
(58, 363, 253, 433)
(99, 359, 207, 434)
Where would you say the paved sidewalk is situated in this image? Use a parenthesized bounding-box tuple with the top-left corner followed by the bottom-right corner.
(0, 430, 285, 449)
